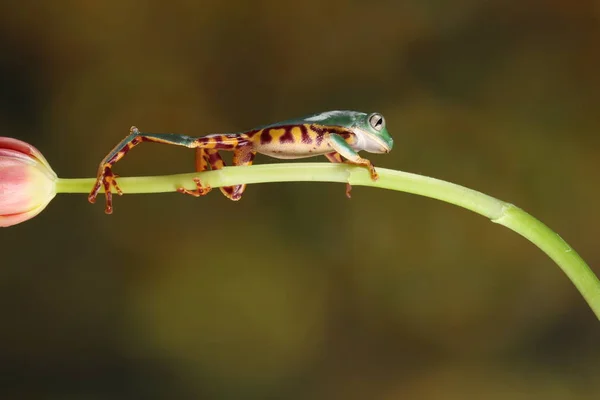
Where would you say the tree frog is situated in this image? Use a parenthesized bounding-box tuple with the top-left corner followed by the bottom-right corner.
(88, 110, 394, 213)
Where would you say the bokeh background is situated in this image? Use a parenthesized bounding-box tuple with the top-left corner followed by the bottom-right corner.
(1, 1, 599, 399)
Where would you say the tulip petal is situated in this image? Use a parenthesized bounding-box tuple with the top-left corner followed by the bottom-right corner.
(0, 137, 50, 165)
(0, 137, 57, 227)
(0, 201, 51, 227)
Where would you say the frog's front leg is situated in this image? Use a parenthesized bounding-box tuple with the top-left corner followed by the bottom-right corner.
(324, 152, 353, 198)
(327, 134, 379, 180)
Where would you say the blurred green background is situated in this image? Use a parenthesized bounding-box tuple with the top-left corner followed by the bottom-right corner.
(1, 1, 599, 399)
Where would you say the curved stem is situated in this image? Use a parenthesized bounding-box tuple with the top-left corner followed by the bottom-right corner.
(56, 163, 600, 319)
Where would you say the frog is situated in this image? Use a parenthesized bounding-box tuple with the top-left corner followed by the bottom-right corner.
(88, 110, 393, 213)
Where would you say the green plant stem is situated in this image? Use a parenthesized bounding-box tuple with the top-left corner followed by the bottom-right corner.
(56, 163, 600, 319)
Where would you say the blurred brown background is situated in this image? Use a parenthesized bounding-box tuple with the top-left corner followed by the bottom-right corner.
(1, 1, 599, 399)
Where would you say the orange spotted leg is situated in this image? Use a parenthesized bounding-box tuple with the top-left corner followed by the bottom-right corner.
(226, 147, 256, 200)
(178, 146, 256, 201)
(177, 148, 214, 197)
(89, 126, 204, 213)
(324, 152, 353, 198)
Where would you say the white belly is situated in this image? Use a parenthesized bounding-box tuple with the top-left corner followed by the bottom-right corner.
(257, 142, 333, 159)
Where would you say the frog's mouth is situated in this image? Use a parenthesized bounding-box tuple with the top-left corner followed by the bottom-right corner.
(354, 128, 393, 153)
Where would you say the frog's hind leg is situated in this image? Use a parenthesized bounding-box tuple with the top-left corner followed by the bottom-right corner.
(209, 147, 256, 201)
(202, 147, 256, 201)
(324, 152, 353, 198)
(177, 148, 214, 197)
(224, 147, 257, 200)
(179, 147, 256, 201)
(89, 126, 202, 213)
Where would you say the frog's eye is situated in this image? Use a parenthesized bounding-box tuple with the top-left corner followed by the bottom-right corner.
(368, 113, 385, 131)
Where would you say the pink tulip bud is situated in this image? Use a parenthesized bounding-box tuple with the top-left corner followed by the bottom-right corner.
(0, 137, 57, 227)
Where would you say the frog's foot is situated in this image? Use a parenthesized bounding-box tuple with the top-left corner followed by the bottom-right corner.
(177, 177, 212, 197)
(363, 160, 379, 181)
(220, 184, 246, 201)
(349, 159, 379, 181)
(88, 166, 123, 214)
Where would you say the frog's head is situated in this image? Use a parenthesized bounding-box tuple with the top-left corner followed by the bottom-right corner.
(303, 110, 393, 154)
(351, 112, 393, 154)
